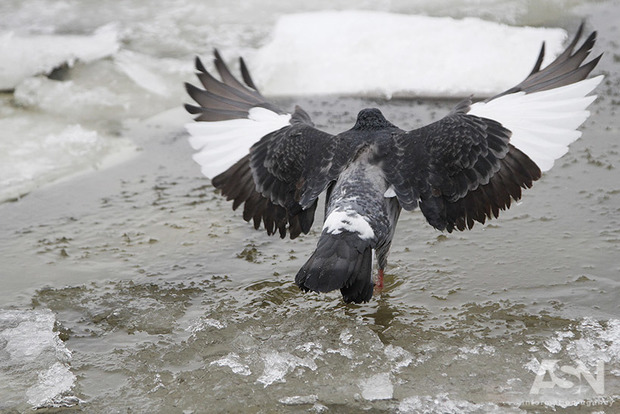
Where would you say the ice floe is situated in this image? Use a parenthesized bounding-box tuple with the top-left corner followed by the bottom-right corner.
(0, 24, 119, 91)
(359, 372, 394, 401)
(257, 351, 318, 387)
(253, 11, 567, 98)
(0, 309, 78, 409)
(0, 120, 136, 202)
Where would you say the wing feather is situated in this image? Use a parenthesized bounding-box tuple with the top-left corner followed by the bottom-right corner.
(382, 24, 601, 232)
(185, 50, 339, 238)
(470, 25, 603, 172)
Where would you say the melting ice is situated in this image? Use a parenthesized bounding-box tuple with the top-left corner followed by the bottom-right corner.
(0, 309, 78, 409)
(253, 11, 567, 98)
(0, 9, 568, 203)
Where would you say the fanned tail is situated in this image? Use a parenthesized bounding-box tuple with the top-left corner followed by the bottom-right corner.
(295, 232, 373, 303)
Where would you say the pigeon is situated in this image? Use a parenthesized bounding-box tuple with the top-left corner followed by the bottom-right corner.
(184, 23, 603, 303)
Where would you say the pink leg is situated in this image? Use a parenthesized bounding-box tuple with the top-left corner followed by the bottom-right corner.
(375, 268, 384, 290)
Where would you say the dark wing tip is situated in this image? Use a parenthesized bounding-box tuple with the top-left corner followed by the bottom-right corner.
(186, 48, 289, 121)
(184, 103, 201, 114)
(449, 97, 473, 115)
(195, 56, 207, 73)
(184, 81, 195, 94)
(486, 22, 601, 100)
(213, 48, 223, 61)
(239, 57, 259, 90)
(528, 42, 546, 76)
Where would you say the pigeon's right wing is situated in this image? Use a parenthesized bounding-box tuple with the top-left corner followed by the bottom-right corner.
(382, 24, 603, 232)
(185, 51, 344, 239)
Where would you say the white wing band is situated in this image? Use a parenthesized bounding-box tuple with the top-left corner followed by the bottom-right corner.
(186, 107, 291, 179)
(469, 75, 603, 172)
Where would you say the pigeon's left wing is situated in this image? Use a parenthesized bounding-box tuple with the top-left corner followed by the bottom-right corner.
(185, 51, 341, 238)
(382, 25, 603, 232)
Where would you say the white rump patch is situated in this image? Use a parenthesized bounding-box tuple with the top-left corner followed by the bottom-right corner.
(469, 75, 603, 172)
(186, 107, 291, 179)
(323, 208, 375, 240)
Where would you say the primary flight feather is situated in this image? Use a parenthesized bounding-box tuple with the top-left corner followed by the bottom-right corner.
(184, 24, 603, 303)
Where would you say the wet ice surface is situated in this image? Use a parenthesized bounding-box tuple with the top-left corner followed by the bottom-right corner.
(0, 309, 78, 409)
(0, 2, 593, 202)
(253, 11, 567, 98)
(1, 0, 620, 412)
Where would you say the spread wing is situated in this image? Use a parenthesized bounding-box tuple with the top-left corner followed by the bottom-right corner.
(382, 24, 603, 232)
(184, 50, 343, 238)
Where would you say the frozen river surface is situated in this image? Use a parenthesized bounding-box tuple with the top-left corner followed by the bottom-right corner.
(1, 0, 619, 412)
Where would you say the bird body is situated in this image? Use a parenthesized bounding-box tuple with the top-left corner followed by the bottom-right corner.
(298, 125, 403, 302)
(184, 24, 603, 303)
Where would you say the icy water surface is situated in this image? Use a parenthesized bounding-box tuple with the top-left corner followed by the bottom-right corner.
(1, 0, 620, 413)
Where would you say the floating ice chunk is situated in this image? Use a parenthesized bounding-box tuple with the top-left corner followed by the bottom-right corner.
(0, 119, 136, 203)
(359, 372, 394, 401)
(0, 310, 70, 362)
(398, 393, 513, 413)
(339, 329, 353, 345)
(566, 318, 620, 366)
(253, 11, 566, 98)
(535, 318, 620, 371)
(543, 330, 575, 354)
(278, 394, 319, 405)
(0, 24, 119, 90)
(210, 353, 251, 376)
(14, 76, 121, 117)
(26, 362, 79, 408)
(257, 351, 317, 387)
(115, 50, 170, 96)
(295, 341, 324, 359)
(186, 317, 227, 334)
(457, 344, 496, 359)
(384, 344, 414, 371)
(326, 345, 354, 359)
(0, 309, 77, 409)
(311, 402, 328, 413)
(524, 357, 542, 375)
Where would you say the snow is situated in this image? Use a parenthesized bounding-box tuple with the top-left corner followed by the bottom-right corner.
(253, 11, 568, 98)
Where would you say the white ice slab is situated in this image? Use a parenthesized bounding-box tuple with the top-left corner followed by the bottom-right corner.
(252, 11, 567, 98)
(0, 309, 78, 408)
(0, 118, 137, 203)
(0, 24, 119, 90)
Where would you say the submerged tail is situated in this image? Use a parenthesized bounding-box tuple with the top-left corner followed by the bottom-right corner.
(295, 232, 373, 303)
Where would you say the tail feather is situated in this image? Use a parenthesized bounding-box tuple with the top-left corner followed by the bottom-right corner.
(295, 232, 373, 303)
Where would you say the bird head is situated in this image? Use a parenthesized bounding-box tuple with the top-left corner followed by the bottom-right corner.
(353, 108, 396, 130)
